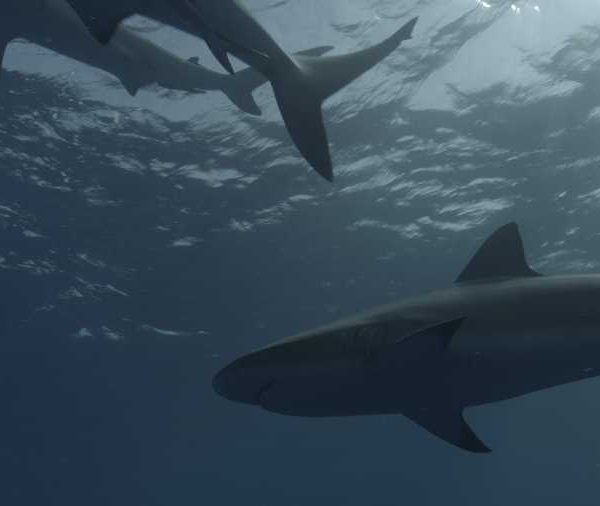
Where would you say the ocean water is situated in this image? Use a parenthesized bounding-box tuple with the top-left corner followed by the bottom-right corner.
(2, 0, 600, 504)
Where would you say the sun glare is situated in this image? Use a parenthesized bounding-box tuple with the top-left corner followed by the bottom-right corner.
(476, 1, 542, 14)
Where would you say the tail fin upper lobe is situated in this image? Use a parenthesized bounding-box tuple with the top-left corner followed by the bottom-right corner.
(294, 16, 418, 101)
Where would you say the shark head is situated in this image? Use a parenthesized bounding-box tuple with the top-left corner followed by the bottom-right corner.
(212, 317, 454, 416)
(212, 322, 373, 412)
(212, 346, 366, 416)
(213, 349, 277, 405)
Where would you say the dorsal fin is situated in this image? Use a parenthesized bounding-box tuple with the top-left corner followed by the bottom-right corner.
(456, 223, 541, 283)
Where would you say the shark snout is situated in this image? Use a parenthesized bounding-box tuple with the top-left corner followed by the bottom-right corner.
(212, 354, 274, 405)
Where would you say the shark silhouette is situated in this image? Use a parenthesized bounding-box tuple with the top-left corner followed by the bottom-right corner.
(61, 0, 418, 180)
(0, 0, 334, 115)
(214, 223, 600, 453)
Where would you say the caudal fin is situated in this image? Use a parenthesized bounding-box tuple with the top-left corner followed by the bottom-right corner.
(222, 46, 334, 117)
(272, 79, 333, 180)
(269, 17, 418, 181)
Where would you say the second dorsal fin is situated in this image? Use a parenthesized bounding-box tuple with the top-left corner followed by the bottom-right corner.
(456, 223, 541, 283)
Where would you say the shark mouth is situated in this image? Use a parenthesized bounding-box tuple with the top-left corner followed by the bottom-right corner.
(254, 380, 275, 407)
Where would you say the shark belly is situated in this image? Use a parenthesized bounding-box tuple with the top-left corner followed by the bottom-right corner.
(256, 361, 408, 417)
(252, 338, 458, 418)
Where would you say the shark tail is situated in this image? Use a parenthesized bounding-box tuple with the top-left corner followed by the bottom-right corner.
(267, 17, 418, 181)
(222, 46, 335, 118)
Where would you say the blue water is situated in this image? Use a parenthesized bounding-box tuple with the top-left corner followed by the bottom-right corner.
(3, 1, 600, 504)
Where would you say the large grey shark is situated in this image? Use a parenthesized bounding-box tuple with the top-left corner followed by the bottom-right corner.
(0, 0, 332, 115)
(61, 0, 419, 180)
(214, 223, 600, 453)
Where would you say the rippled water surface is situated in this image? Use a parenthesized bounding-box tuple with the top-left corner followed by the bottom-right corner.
(3, 1, 600, 504)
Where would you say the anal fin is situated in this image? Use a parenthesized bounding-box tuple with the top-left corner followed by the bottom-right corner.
(119, 75, 144, 97)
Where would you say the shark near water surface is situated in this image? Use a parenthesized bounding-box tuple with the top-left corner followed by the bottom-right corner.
(58, 0, 419, 180)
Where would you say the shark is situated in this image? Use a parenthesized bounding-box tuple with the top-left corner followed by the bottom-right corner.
(0, 0, 333, 116)
(61, 0, 419, 180)
(214, 223, 600, 453)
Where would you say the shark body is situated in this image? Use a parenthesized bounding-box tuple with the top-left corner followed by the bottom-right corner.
(214, 223, 600, 452)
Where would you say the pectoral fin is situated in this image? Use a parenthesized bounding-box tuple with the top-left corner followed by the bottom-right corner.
(407, 406, 491, 454)
(393, 319, 489, 453)
(203, 31, 235, 75)
(63, 2, 133, 43)
(172, 1, 236, 74)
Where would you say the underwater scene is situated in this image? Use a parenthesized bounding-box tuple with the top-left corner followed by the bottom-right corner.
(2, 0, 600, 504)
